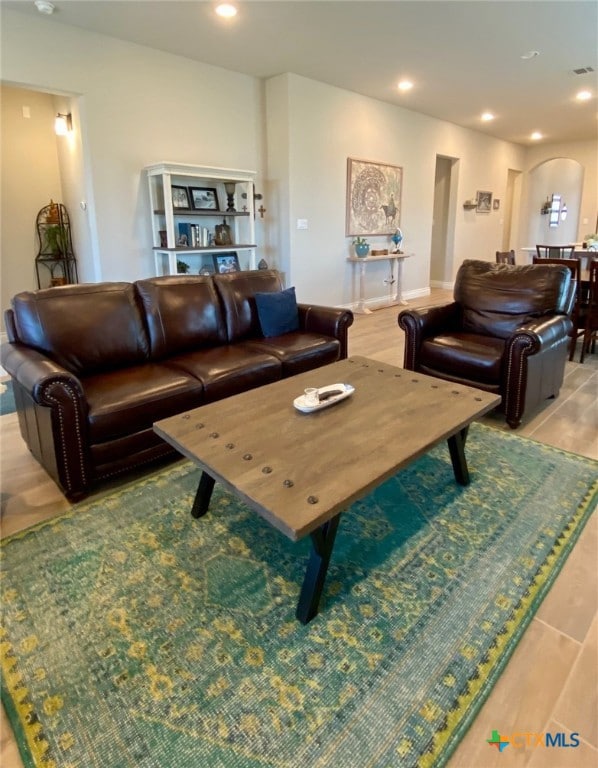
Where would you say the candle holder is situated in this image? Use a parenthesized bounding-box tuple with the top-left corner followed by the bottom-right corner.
(224, 182, 236, 212)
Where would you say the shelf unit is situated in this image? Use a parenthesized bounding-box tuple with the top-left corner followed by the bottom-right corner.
(35, 201, 78, 288)
(145, 162, 257, 276)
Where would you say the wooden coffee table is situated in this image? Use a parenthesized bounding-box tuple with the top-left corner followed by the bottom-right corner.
(154, 356, 500, 623)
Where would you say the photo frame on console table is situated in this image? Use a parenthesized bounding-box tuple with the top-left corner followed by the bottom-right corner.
(213, 252, 240, 274)
(346, 157, 402, 236)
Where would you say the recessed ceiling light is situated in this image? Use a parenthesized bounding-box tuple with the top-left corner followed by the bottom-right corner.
(398, 80, 413, 92)
(34, 0, 55, 14)
(215, 3, 237, 18)
(576, 90, 592, 101)
(530, 132, 543, 141)
(481, 112, 495, 122)
(521, 50, 540, 59)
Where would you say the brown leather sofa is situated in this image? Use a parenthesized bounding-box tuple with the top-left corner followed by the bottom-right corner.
(2, 270, 353, 500)
(398, 259, 574, 428)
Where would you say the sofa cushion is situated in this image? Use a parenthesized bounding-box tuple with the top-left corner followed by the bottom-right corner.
(213, 270, 284, 343)
(255, 287, 300, 337)
(242, 334, 340, 377)
(165, 345, 281, 402)
(11, 283, 149, 375)
(455, 260, 572, 339)
(135, 276, 227, 359)
(420, 333, 505, 385)
(83, 363, 204, 442)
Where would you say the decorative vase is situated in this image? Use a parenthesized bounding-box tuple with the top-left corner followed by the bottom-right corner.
(355, 243, 369, 258)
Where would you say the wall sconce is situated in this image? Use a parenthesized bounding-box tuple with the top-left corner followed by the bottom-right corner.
(54, 113, 72, 136)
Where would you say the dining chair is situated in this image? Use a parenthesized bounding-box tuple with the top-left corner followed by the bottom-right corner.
(495, 250, 516, 265)
(579, 260, 598, 363)
(535, 244, 576, 259)
(533, 256, 585, 360)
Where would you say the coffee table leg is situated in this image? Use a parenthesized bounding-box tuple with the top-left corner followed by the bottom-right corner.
(296, 514, 341, 624)
(447, 426, 470, 486)
(191, 471, 216, 518)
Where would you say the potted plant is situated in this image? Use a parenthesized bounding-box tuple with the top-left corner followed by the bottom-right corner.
(44, 224, 70, 258)
(352, 236, 370, 258)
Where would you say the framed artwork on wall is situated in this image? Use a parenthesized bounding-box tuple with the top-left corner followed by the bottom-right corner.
(493, 199, 500, 210)
(346, 158, 402, 236)
(476, 190, 492, 213)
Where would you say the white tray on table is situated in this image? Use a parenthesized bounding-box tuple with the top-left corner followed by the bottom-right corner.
(293, 383, 355, 413)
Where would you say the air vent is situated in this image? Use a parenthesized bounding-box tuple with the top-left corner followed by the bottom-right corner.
(573, 66, 595, 74)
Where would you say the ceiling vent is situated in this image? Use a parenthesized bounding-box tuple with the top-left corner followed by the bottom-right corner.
(572, 66, 595, 75)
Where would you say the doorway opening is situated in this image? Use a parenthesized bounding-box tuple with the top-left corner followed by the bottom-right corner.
(502, 168, 522, 252)
(430, 155, 459, 288)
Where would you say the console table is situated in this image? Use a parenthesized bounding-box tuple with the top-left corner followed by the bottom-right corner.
(347, 252, 411, 314)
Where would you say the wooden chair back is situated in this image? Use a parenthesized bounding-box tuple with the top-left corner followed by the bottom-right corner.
(495, 250, 516, 265)
(580, 260, 598, 363)
(533, 256, 582, 360)
(536, 244, 576, 259)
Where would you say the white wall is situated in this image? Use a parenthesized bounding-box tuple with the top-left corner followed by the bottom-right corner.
(265, 74, 526, 307)
(0, 85, 64, 317)
(1, 8, 264, 289)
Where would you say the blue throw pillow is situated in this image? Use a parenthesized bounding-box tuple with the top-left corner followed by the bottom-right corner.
(254, 287, 300, 338)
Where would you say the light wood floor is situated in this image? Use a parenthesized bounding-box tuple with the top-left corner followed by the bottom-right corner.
(1, 290, 597, 768)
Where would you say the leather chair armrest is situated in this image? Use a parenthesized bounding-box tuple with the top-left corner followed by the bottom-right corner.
(502, 314, 573, 429)
(297, 304, 354, 359)
(398, 302, 461, 370)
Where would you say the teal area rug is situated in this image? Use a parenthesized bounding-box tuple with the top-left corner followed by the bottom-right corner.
(0, 379, 16, 415)
(1, 424, 596, 768)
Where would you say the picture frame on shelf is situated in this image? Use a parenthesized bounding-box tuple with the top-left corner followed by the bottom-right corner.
(346, 157, 402, 236)
(213, 252, 240, 274)
(190, 187, 220, 211)
(476, 190, 492, 213)
(171, 186, 190, 209)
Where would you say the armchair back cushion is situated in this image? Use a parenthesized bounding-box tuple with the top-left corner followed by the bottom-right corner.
(11, 282, 149, 375)
(455, 260, 573, 339)
(135, 276, 227, 359)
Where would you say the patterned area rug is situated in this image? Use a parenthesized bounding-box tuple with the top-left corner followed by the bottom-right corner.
(1, 424, 596, 768)
(0, 379, 16, 416)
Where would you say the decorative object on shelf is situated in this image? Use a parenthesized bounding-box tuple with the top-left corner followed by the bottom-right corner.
(212, 251, 240, 273)
(391, 227, 403, 253)
(171, 186, 190, 209)
(346, 157, 402, 236)
(493, 199, 500, 211)
(189, 187, 219, 211)
(159, 230, 168, 248)
(35, 201, 78, 288)
(476, 190, 492, 213)
(371, 249, 389, 256)
(463, 200, 477, 210)
(214, 218, 232, 245)
(224, 182, 236, 212)
(176, 260, 190, 274)
(584, 233, 598, 251)
(352, 236, 370, 258)
(258, 258, 269, 270)
(54, 113, 72, 136)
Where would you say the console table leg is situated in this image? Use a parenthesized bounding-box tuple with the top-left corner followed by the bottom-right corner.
(191, 471, 216, 518)
(296, 514, 341, 624)
(447, 427, 470, 486)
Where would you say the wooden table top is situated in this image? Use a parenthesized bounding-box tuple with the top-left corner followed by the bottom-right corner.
(154, 356, 500, 541)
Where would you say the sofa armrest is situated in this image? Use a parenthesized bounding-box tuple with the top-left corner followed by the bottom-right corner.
(1, 341, 90, 499)
(297, 304, 354, 359)
(398, 302, 461, 370)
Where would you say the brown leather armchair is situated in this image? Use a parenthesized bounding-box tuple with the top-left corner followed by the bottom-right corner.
(398, 260, 574, 428)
